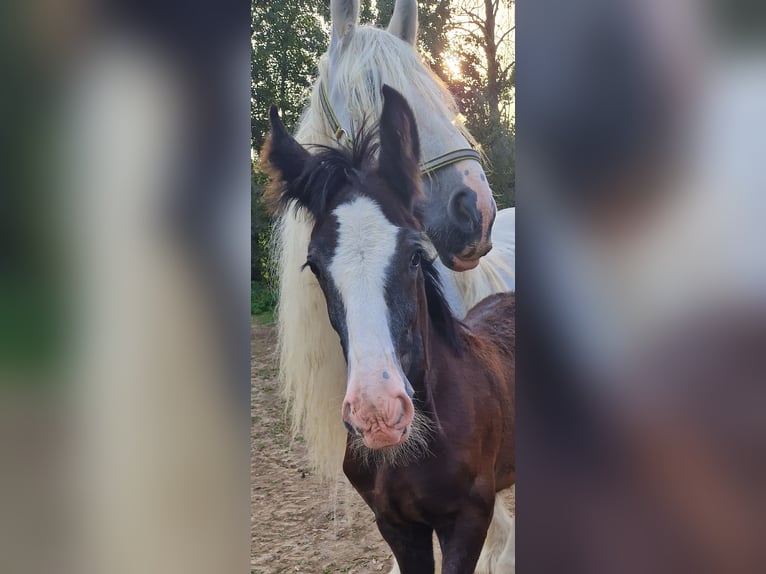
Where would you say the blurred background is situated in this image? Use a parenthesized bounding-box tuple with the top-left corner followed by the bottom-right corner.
(251, 0, 515, 322)
(518, 0, 766, 572)
(1, 1, 250, 573)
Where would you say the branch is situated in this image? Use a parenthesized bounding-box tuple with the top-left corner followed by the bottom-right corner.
(457, 9, 488, 32)
(500, 60, 515, 79)
(456, 0, 482, 13)
(497, 25, 515, 47)
(447, 23, 484, 44)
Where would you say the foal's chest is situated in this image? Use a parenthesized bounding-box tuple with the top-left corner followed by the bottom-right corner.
(351, 455, 471, 526)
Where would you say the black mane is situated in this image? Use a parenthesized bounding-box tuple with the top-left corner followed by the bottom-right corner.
(284, 122, 379, 218)
(422, 257, 463, 353)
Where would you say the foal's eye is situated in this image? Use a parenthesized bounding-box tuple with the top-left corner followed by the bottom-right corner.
(410, 250, 421, 268)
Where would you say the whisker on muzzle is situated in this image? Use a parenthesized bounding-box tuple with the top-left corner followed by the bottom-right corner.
(347, 408, 436, 468)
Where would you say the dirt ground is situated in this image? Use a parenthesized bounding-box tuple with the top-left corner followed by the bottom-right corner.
(251, 320, 514, 573)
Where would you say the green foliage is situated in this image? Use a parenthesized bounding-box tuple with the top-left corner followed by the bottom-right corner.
(447, 47, 514, 207)
(251, 169, 272, 284)
(251, 0, 329, 305)
(251, 281, 277, 317)
(251, 0, 329, 150)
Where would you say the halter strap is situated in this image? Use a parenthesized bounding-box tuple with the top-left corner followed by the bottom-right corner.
(318, 80, 481, 175)
(419, 148, 482, 175)
(319, 81, 352, 146)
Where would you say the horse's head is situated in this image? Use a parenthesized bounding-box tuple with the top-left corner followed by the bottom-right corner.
(265, 86, 451, 452)
(305, 0, 496, 272)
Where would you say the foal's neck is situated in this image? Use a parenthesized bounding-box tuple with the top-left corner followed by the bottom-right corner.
(408, 306, 465, 413)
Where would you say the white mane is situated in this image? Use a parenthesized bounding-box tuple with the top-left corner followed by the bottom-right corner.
(295, 26, 476, 156)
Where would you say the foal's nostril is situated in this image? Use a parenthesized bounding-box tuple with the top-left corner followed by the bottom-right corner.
(396, 395, 414, 429)
(342, 402, 354, 430)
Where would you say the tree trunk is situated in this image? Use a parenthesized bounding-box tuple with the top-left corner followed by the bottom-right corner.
(484, 0, 502, 128)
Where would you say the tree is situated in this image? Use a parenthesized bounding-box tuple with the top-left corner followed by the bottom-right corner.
(251, 0, 328, 150)
(446, 0, 515, 206)
(449, 0, 514, 125)
(251, 0, 328, 283)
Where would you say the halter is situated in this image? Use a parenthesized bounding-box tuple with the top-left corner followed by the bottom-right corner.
(319, 81, 482, 175)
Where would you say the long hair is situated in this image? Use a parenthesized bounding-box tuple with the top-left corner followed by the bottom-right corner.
(295, 26, 477, 151)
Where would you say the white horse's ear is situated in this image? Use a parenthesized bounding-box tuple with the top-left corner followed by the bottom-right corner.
(330, 0, 360, 50)
(387, 0, 418, 46)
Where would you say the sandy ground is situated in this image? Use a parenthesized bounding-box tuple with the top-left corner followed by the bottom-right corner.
(251, 320, 514, 573)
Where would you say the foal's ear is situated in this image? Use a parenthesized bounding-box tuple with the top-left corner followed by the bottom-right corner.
(379, 85, 422, 211)
(387, 0, 418, 46)
(262, 105, 310, 210)
(330, 0, 359, 51)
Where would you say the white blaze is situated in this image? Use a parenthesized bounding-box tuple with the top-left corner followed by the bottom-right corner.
(329, 197, 400, 382)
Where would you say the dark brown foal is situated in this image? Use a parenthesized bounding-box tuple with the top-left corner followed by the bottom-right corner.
(343, 292, 515, 574)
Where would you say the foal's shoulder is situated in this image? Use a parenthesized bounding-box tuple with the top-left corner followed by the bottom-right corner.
(465, 292, 515, 323)
(463, 292, 516, 352)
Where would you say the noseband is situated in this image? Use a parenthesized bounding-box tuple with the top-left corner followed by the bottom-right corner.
(319, 81, 482, 175)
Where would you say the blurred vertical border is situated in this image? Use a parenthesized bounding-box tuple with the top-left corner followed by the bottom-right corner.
(1, 1, 251, 573)
(517, 0, 766, 572)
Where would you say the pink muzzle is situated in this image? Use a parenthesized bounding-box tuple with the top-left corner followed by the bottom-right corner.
(341, 367, 414, 450)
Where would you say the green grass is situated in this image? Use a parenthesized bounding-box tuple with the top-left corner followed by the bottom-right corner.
(251, 281, 276, 322)
(252, 309, 275, 324)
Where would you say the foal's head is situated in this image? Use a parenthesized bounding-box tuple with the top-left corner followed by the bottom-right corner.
(266, 86, 457, 452)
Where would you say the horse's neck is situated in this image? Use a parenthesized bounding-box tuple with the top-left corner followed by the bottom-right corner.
(294, 108, 328, 146)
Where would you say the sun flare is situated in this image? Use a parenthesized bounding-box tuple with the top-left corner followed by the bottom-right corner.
(444, 54, 462, 79)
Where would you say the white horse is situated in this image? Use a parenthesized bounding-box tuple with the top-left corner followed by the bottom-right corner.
(267, 1, 515, 571)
